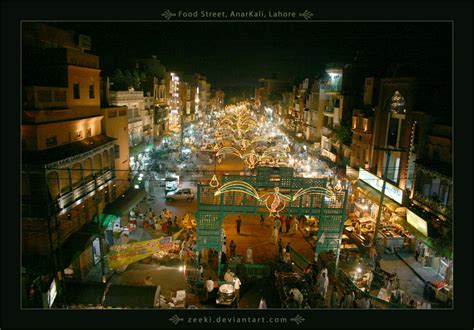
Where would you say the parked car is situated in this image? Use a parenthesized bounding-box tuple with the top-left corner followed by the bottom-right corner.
(166, 188, 194, 202)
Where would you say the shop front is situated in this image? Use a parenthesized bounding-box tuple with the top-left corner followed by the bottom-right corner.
(405, 208, 453, 281)
(346, 177, 413, 253)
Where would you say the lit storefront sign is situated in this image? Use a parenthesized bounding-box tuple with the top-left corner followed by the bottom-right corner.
(358, 168, 403, 204)
(406, 209, 428, 236)
(321, 149, 337, 163)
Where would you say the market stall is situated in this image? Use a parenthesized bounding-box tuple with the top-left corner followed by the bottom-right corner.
(275, 272, 313, 308)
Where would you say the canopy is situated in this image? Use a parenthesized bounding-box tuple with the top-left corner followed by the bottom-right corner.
(103, 188, 146, 217)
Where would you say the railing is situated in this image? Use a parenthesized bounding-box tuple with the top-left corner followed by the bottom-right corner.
(324, 84, 342, 93)
(290, 249, 311, 270)
(57, 170, 113, 211)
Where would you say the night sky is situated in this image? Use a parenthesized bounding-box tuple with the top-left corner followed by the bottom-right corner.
(51, 22, 451, 99)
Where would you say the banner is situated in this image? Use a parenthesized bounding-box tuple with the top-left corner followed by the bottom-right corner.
(107, 232, 181, 269)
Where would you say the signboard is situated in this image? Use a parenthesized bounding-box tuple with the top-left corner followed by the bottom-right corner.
(107, 234, 179, 269)
(358, 168, 403, 204)
(407, 209, 428, 236)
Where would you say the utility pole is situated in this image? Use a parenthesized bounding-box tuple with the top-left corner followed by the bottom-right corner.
(93, 174, 107, 282)
(372, 147, 407, 249)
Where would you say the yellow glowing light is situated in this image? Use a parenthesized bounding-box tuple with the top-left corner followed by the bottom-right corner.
(210, 174, 220, 188)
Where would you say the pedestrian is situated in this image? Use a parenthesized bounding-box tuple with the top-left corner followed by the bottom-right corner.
(271, 226, 279, 245)
(366, 269, 374, 290)
(205, 276, 214, 302)
(415, 241, 422, 262)
(369, 244, 376, 267)
(359, 296, 370, 309)
(285, 242, 292, 254)
(285, 292, 299, 308)
(341, 291, 353, 308)
(330, 286, 339, 308)
(291, 216, 299, 233)
(258, 294, 267, 309)
(375, 253, 382, 271)
(230, 240, 236, 258)
(246, 246, 254, 264)
(224, 269, 234, 282)
(285, 216, 291, 234)
(197, 264, 204, 280)
(274, 216, 282, 233)
(277, 238, 283, 257)
(233, 276, 242, 301)
(236, 216, 242, 234)
(260, 214, 265, 226)
(317, 271, 329, 299)
(304, 265, 313, 285)
(221, 241, 227, 255)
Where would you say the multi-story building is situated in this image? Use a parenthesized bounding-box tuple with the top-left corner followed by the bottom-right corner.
(256, 76, 292, 109)
(350, 108, 375, 169)
(303, 80, 321, 142)
(164, 71, 182, 131)
(22, 23, 119, 306)
(108, 89, 146, 147)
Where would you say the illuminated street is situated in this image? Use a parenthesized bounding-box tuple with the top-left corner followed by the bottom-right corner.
(20, 21, 454, 312)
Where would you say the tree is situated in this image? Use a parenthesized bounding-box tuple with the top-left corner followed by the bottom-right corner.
(111, 68, 126, 91)
(132, 69, 141, 90)
(123, 70, 133, 89)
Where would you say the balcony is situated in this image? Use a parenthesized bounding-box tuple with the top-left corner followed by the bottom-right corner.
(324, 84, 342, 94)
(44, 48, 99, 69)
(413, 191, 452, 219)
(56, 170, 113, 214)
(23, 86, 68, 110)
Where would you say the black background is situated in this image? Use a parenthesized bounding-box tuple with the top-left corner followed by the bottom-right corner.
(2, 0, 472, 329)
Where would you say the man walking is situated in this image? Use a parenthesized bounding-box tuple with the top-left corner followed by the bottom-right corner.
(259, 214, 265, 226)
(285, 216, 291, 234)
(277, 238, 283, 258)
(230, 240, 237, 258)
(317, 271, 329, 299)
(236, 216, 242, 234)
(274, 216, 282, 234)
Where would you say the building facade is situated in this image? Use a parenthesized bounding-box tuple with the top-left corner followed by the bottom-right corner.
(22, 23, 119, 307)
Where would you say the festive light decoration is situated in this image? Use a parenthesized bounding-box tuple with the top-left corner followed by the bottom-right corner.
(214, 180, 338, 215)
(210, 174, 220, 188)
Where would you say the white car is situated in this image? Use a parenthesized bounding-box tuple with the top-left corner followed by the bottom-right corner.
(166, 188, 194, 202)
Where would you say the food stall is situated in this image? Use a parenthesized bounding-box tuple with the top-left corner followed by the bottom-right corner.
(215, 283, 237, 308)
(275, 272, 313, 308)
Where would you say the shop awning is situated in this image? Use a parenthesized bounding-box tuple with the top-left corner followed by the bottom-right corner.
(103, 188, 146, 217)
(61, 229, 97, 268)
(356, 181, 400, 213)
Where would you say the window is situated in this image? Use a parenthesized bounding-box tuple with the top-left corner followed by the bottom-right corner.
(87, 127, 92, 138)
(73, 83, 80, 99)
(89, 83, 95, 99)
(387, 117, 400, 147)
(46, 136, 57, 147)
